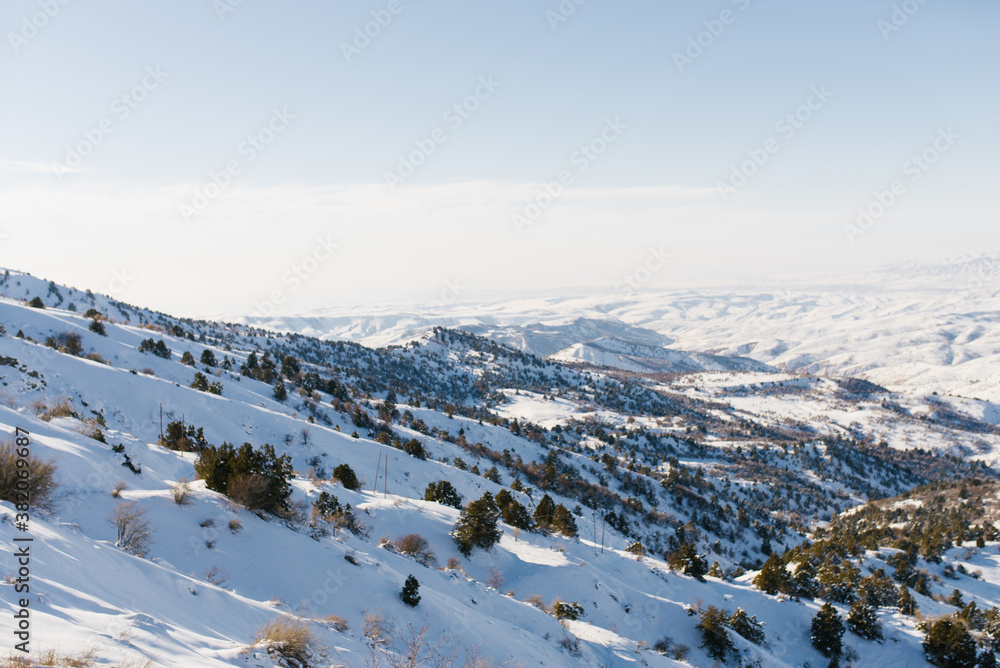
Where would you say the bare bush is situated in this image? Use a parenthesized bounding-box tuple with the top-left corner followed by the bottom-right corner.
(393, 534, 437, 567)
(254, 616, 320, 668)
(363, 611, 389, 643)
(0, 440, 58, 511)
(170, 479, 191, 505)
(227, 473, 271, 511)
(205, 564, 229, 586)
(108, 501, 153, 557)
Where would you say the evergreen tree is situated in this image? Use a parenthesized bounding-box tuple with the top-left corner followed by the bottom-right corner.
(898, 585, 919, 616)
(272, 381, 287, 401)
(668, 542, 708, 581)
(494, 489, 532, 530)
(728, 608, 766, 645)
(194, 442, 292, 514)
(697, 605, 734, 661)
(755, 552, 789, 595)
(533, 494, 556, 529)
(810, 603, 844, 658)
(400, 575, 421, 607)
(200, 349, 217, 367)
(858, 568, 897, 607)
(551, 504, 578, 537)
(846, 598, 881, 641)
(424, 480, 462, 509)
(451, 492, 502, 557)
(191, 372, 210, 392)
(88, 319, 107, 336)
(923, 618, 977, 668)
(181, 351, 196, 366)
(332, 464, 359, 491)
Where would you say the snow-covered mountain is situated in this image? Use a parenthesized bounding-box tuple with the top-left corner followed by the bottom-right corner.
(233, 251, 1000, 402)
(2, 268, 1000, 667)
(550, 337, 774, 375)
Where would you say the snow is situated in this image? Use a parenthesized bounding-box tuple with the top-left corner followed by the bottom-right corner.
(0, 267, 998, 667)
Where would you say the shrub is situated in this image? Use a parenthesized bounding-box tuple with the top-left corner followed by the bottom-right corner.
(0, 440, 58, 511)
(254, 616, 318, 668)
(323, 615, 349, 633)
(362, 611, 388, 641)
(332, 463, 359, 491)
(401, 575, 421, 607)
(109, 501, 153, 557)
(393, 534, 437, 567)
(28, 296, 44, 308)
(403, 438, 427, 460)
(424, 480, 462, 509)
(170, 480, 191, 505)
(39, 398, 76, 422)
(200, 350, 217, 367)
(138, 338, 171, 359)
(89, 319, 107, 336)
(552, 600, 584, 621)
(451, 492, 502, 557)
(195, 442, 292, 514)
(181, 351, 196, 366)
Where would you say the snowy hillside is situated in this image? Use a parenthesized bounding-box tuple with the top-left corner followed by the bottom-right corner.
(2, 269, 1000, 667)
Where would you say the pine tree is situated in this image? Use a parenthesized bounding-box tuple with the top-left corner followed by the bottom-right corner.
(273, 381, 287, 401)
(181, 351, 196, 366)
(551, 504, 578, 537)
(755, 552, 789, 595)
(200, 349, 217, 367)
(332, 464, 359, 491)
(898, 585, 919, 616)
(451, 492, 502, 557)
(400, 575, 421, 607)
(923, 618, 977, 668)
(810, 602, 844, 658)
(424, 480, 462, 509)
(728, 608, 765, 645)
(494, 490, 532, 530)
(697, 605, 734, 661)
(533, 494, 556, 530)
(847, 598, 881, 641)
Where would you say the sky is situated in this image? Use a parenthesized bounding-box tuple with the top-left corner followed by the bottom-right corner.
(0, 0, 998, 317)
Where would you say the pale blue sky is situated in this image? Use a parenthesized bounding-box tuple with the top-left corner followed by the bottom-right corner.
(1, 0, 997, 316)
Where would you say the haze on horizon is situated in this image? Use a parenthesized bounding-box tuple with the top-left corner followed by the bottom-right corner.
(1, 0, 997, 318)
